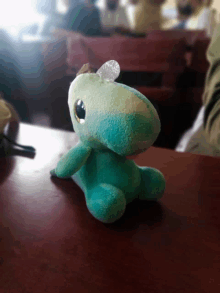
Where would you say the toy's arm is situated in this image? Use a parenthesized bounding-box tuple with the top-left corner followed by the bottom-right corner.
(50, 142, 92, 178)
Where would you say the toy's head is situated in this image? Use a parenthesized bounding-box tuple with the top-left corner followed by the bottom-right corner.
(68, 61, 160, 157)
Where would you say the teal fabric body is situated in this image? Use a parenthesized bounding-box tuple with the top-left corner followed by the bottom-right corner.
(51, 73, 166, 223)
(73, 149, 142, 204)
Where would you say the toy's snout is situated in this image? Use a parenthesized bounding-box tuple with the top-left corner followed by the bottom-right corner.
(95, 92, 161, 156)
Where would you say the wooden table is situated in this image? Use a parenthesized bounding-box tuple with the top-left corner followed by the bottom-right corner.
(1, 123, 220, 293)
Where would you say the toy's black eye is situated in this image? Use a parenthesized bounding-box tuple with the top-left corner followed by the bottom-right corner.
(74, 100, 86, 123)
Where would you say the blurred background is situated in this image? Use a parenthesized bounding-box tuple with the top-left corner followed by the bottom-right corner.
(1, 0, 220, 149)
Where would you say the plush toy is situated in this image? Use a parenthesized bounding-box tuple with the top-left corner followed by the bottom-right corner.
(51, 60, 166, 223)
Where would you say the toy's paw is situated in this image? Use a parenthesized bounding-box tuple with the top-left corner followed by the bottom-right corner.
(50, 169, 57, 177)
(86, 184, 126, 223)
(139, 167, 166, 200)
(50, 169, 71, 179)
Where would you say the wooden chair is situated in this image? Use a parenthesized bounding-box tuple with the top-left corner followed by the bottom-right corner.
(67, 35, 188, 106)
(41, 36, 68, 84)
(185, 37, 210, 118)
(67, 35, 187, 90)
(147, 29, 208, 69)
(172, 37, 211, 147)
(189, 37, 210, 74)
(40, 37, 74, 130)
(147, 29, 207, 46)
(67, 33, 186, 76)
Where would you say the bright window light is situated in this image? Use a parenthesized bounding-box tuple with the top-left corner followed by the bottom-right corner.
(0, 1, 45, 27)
(0, 0, 45, 37)
(57, 0, 67, 13)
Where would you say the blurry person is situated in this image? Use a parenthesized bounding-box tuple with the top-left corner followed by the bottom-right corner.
(173, 0, 217, 33)
(54, 0, 103, 36)
(169, 0, 217, 34)
(97, 0, 133, 35)
(173, 0, 195, 29)
(175, 23, 220, 156)
(185, 0, 216, 32)
(130, 0, 167, 34)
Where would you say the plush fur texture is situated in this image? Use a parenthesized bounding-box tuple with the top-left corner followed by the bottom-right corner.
(51, 73, 166, 223)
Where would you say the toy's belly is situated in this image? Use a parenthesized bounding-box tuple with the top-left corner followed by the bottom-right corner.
(72, 150, 141, 202)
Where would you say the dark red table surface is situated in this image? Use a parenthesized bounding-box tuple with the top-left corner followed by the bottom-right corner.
(1, 123, 220, 293)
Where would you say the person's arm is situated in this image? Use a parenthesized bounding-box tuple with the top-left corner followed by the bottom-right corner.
(202, 24, 220, 149)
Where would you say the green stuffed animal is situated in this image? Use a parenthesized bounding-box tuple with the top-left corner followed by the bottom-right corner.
(51, 60, 166, 223)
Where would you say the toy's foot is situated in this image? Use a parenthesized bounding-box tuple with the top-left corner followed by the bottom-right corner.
(86, 184, 126, 223)
(139, 167, 166, 200)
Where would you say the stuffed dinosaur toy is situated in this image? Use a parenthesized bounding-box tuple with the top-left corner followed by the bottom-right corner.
(51, 60, 166, 223)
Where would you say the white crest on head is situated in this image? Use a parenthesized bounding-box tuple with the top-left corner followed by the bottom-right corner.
(96, 60, 120, 83)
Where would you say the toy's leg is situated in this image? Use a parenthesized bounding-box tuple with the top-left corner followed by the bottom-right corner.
(138, 167, 166, 200)
(85, 184, 126, 224)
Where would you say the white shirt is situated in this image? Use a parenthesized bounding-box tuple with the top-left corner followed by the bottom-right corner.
(186, 7, 217, 36)
(97, 5, 131, 32)
(175, 106, 220, 157)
